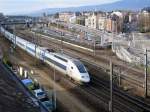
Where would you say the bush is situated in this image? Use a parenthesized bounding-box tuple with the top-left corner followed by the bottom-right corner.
(7, 61, 12, 67)
(2, 55, 12, 67)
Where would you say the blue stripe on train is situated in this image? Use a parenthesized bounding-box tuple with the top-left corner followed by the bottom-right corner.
(26, 46, 35, 53)
(44, 56, 67, 70)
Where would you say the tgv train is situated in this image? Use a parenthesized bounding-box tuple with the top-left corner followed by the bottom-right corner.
(0, 27, 90, 83)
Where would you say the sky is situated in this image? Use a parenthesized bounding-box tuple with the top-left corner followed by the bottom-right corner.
(0, 0, 121, 15)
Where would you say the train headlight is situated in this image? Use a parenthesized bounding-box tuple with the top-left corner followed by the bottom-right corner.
(81, 76, 85, 78)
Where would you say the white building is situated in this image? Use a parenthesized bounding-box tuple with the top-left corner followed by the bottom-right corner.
(98, 17, 107, 30)
(85, 13, 98, 29)
(69, 15, 76, 24)
(59, 12, 74, 23)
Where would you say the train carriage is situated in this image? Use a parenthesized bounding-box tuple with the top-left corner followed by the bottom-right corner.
(0, 27, 90, 84)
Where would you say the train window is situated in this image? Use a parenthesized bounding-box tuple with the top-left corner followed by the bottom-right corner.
(74, 61, 86, 73)
(26, 46, 35, 53)
(44, 56, 66, 70)
(54, 55, 68, 62)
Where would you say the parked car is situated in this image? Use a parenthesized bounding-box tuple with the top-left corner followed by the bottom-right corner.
(34, 89, 46, 100)
(22, 79, 34, 90)
(41, 97, 54, 111)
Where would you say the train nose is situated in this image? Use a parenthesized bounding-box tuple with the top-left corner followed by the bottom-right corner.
(81, 75, 90, 83)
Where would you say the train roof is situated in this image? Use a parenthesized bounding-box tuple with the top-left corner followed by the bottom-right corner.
(38, 47, 48, 50)
(38, 47, 55, 52)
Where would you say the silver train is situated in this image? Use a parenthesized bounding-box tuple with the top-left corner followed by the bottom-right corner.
(0, 27, 90, 83)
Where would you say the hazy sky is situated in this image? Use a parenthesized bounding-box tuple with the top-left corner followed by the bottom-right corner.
(0, 0, 121, 14)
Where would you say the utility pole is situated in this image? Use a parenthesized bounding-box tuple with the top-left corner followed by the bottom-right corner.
(144, 48, 148, 98)
(57, 22, 64, 54)
(33, 32, 38, 65)
(0, 23, 1, 35)
(53, 65, 57, 110)
(109, 60, 113, 112)
(61, 32, 64, 54)
(118, 67, 121, 87)
(93, 39, 96, 57)
(13, 25, 16, 49)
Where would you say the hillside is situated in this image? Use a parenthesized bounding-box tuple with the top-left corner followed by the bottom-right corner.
(29, 0, 150, 16)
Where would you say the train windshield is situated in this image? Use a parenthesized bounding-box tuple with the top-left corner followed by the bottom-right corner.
(74, 61, 87, 73)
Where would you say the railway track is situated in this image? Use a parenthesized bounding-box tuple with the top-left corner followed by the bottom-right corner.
(92, 76, 150, 112)
(41, 34, 150, 90)
(14, 30, 150, 112)
(30, 31, 147, 74)
(59, 70, 148, 112)
(16, 30, 150, 91)
(88, 84, 136, 112)
(58, 72, 142, 112)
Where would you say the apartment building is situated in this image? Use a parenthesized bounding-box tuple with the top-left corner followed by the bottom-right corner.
(76, 16, 85, 26)
(98, 17, 107, 30)
(85, 13, 99, 29)
(105, 18, 113, 32)
(138, 10, 150, 32)
(59, 12, 74, 23)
